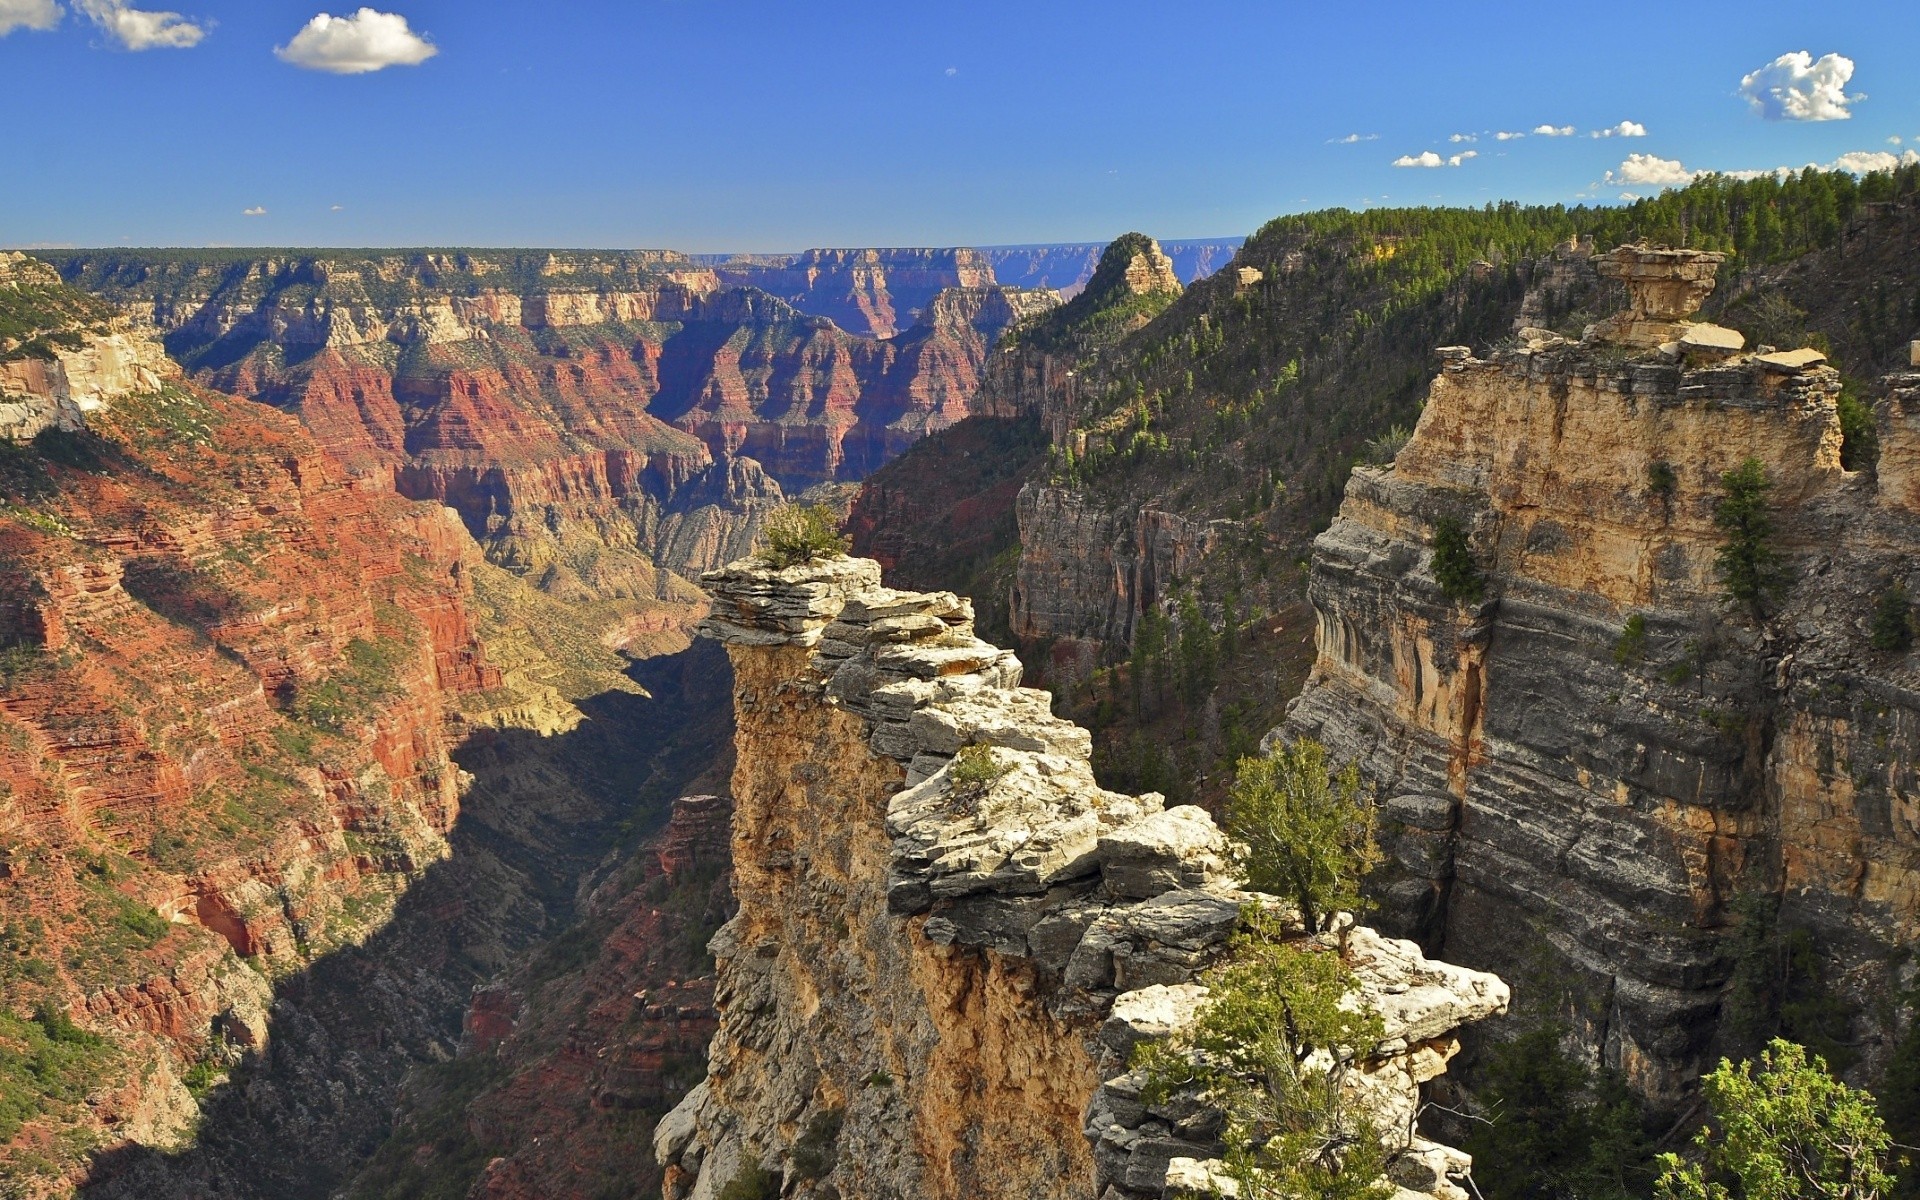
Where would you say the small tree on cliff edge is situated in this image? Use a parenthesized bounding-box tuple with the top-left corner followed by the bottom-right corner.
(1655, 1039, 1896, 1200)
(755, 503, 850, 569)
(1225, 738, 1379, 934)
(1713, 459, 1786, 618)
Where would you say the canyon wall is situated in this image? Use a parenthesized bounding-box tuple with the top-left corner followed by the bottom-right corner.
(49, 252, 1058, 656)
(655, 554, 1506, 1200)
(0, 300, 504, 1186)
(1283, 248, 1920, 1105)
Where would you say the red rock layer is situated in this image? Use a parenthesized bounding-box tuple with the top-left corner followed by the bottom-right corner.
(0, 380, 496, 1179)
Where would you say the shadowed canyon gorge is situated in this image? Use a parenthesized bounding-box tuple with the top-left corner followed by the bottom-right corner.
(5, 170, 1920, 1200)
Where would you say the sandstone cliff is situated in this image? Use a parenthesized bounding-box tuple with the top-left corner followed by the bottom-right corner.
(1284, 246, 1920, 1106)
(654, 555, 1506, 1200)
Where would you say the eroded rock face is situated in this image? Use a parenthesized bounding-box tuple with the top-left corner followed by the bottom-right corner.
(0, 253, 175, 441)
(658, 556, 1506, 1200)
(1285, 275, 1920, 1104)
(50, 253, 1055, 617)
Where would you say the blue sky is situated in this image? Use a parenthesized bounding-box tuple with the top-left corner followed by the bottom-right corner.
(4, 0, 1917, 251)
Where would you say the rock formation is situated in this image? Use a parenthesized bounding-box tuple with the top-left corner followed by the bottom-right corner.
(0, 293, 504, 1183)
(1284, 245, 1920, 1105)
(656, 554, 1506, 1199)
(51, 251, 1056, 657)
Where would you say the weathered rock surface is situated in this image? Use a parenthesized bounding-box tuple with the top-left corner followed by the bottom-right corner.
(658, 556, 1505, 1199)
(1285, 249, 1920, 1105)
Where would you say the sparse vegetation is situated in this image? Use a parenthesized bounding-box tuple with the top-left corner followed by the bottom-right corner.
(717, 1160, 778, 1200)
(1223, 738, 1378, 934)
(790, 1108, 844, 1180)
(1613, 614, 1649, 666)
(1838, 383, 1881, 472)
(1648, 460, 1678, 501)
(1871, 583, 1914, 653)
(1431, 516, 1484, 605)
(754, 503, 850, 569)
(1362, 424, 1411, 466)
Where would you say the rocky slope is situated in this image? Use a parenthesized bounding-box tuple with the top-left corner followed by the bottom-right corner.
(1283, 245, 1920, 1107)
(47, 251, 1057, 659)
(0, 261, 501, 1190)
(654, 554, 1507, 1200)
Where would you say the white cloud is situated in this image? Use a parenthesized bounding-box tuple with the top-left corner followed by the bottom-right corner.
(276, 8, 437, 74)
(330, 204, 344, 211)
(1618, 192, 1642, 201)
(1591, 120, 1647, 138)
(1826, 148, 1920, 174)
(1889, 136, 1903, 145)
(1533, 124, 1576, 136)
(243, 206, 266, 216)
(1606, 153, 1698, 186)
(1329, 132, 1379, 144)
(1449, 133, 1477, 143)
(1738, 51, 1857, 121)
(1494, 130, 1526, 141)
(943, 66, 956, 76)
(1392, 150, 1475, 169)
(0, 0, 61, 36)
(73, 0, 205, 49)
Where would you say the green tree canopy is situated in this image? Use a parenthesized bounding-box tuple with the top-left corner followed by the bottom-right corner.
(1224, 738, 1379, 933)
(1655, 1039, 1896, 1200)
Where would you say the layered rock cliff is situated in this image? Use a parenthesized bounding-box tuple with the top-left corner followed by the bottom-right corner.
(49, 252, 1057, 658)
(0, 286, 503, 1186)
(655, 555, 1507, 1199)
(1283, 246, 1920, 1106)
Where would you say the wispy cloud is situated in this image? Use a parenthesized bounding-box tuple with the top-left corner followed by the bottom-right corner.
(1393, 150, 1476, 169)
(1329, 132, 1379, 144)
(1493, 130, 1526, 141)
(243, 206, 267, 216)
(1533, 124, 1576, 137)
(0, 0, 61, 36)
(1591, 121, 1647, 139)
(73, 0, 205, 49)
(276, 8, 437, 74)
(1448, 133, 1477, 143)
(1738, 51, 1858, 121)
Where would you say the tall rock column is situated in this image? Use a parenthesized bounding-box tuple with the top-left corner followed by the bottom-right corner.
(656, 555, 1506, 1200)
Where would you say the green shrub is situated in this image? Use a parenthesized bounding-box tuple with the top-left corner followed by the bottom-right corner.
(1134, 910, 1391, 1200)
(1648, 460, 1678, 499)
(1721, 893, 1857, 1072)
(1613, 614, 1649, 666)
(948, 743, 1008, 794)
(1224, 738, 1379, 933)
(1880, 1009, 1920, 1199)
(717, 1160, 777, 1200)
(1655, 1040, 1893, 1200)
(754, 503, 849, 569)
(1431, 516, 1484, 605)
(1363, 424, 1411, 466)
(1871, 583, 1914, 653)
(1713, 458, 1785, 616)
(1837, 383, 1880, 471)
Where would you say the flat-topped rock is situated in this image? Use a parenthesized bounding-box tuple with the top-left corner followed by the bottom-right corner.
(1755, 346, 1829, 373)
(697, 554, 884, 645)
(1678, 322, 1745, 355)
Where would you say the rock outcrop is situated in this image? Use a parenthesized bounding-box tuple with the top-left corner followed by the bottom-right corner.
(1284, 245, 1920, 1105)
(0, 253, 172, 441)
(656, 555, 1506, 1199)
